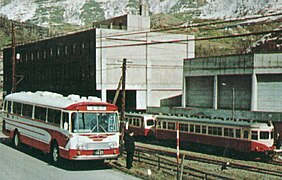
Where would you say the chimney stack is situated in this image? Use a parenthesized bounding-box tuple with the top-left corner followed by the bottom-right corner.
(139, 0, 149, 16)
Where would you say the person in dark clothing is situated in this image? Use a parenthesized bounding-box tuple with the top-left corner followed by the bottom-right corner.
(124, 130, 135, 169)
(277, 133, 281, 149)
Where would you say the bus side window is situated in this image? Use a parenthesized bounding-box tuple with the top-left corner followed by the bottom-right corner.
(48, 108, 61, 125)
(22, 104, 33, 118)
(2, 100, 6, 111)
(8, 101, 12, 113)
(34, 106, 47, 121)
(13, 102, 22, 115)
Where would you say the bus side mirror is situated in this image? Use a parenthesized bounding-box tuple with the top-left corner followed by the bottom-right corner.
(64, 122, 69, 130)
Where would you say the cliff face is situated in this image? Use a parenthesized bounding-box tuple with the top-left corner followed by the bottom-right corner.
(1, 0, 282, 27)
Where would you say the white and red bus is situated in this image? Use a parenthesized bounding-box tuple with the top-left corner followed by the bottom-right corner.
(2, 91, 120, 164)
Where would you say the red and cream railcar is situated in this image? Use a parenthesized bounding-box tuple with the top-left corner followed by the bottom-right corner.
(2, 91, 120, 164)
(155, 115, 275, 153)
(125, 113, 155, 137)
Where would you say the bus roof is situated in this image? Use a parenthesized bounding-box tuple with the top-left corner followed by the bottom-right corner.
(4, 91, 117, 111)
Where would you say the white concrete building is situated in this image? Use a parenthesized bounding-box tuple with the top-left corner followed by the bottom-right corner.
(95, 14, 195, 110)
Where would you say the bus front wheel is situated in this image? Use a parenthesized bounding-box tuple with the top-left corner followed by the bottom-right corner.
(13, 131, 21, 149)
(50, 143, 60, 165)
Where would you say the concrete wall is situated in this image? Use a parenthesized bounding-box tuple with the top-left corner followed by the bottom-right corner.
(127, 15, 150, 31)
(186, 76, 213, 108)
(96, 28, 195, 109)
(182, 53, 282, 112)
(218, 75, 251, 110)
(257, 74, 282, 111)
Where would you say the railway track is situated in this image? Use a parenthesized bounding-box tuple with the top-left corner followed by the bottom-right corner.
(136, 142, 282, 179)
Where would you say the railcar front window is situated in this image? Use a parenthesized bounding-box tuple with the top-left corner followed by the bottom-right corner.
(71, 112, 118, 133)
(251, 131, 258, 140)
(147, 119, 155, 126)
(260, 131, 269, 140)
(271, 131, 274, 139)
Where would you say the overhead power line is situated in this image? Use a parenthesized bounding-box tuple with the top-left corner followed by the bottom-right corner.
(97, 28, 282, 49)
(97, 11, 282, 39)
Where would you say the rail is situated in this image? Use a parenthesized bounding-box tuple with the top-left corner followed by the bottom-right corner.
(134, 145, 282, 179)
(133, 146, 235, 180)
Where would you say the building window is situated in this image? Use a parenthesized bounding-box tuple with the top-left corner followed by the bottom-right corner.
(64, 46, 68, 55)
(43, 50, 46, 59)
(50, 48, 53, 57)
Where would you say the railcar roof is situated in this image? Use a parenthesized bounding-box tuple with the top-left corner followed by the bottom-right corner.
(125, 112, 155, 118)
(156, 115, 272, 128)
(4, 91, 103, 109)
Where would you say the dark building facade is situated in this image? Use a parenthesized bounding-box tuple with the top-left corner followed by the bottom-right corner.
(4, 29, 98, 97)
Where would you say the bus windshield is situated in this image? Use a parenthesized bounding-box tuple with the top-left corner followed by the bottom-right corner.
(71, 112, 119, 133)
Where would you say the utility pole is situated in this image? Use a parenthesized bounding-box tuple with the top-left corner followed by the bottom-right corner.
(112, 76, 123, 105)
(120, 58, 127, 155)
(11, 22, 16, 93)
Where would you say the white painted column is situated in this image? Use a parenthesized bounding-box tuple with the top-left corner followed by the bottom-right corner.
(213, 75, 218, 109)
(251, 73, 257, 111)
(182, 76, 186, 107)
(146, 32, 151, 108)
(100, 29, 107, 102)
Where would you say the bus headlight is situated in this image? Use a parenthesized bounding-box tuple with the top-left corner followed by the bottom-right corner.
(76, 143, 87, 150)
(109, 142, 117, 149)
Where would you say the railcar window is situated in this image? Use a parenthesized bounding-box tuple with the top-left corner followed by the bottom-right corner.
(180, 123, 188, 132)
(260, 131, 269, 140)
(208, 126, 222, 135)
(22, 104, 33, 118)
(156, 121, 161, 128)
(217, 127, 222, 136)
(271, 131, 274, 139)
(243, 130, 248, 139)
(202, 126, 207, 134)
(13, 102, 22, 115)
(168, 122, 175, 130)
(190, 124, 194, 132)
(195, 125, 201, 133)
(224, 128, 234, 137)
(34, 106, 47, 121)
(48, 109, 61, 125)
(147, 119, 154, 126)
(162, 121, 167, 129)
(208, 127, 212, 134)
(235, 129, 241, 138)
(251, 131, 258, 140)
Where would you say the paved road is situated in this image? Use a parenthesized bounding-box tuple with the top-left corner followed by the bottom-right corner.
(0, 123, 140, 180)
(0, 140, 140, 180)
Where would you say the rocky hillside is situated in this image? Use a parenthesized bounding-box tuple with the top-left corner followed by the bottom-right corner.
(1, 0, 282, 27)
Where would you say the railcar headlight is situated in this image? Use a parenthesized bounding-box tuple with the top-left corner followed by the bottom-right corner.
(109, 142, 118, 149)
